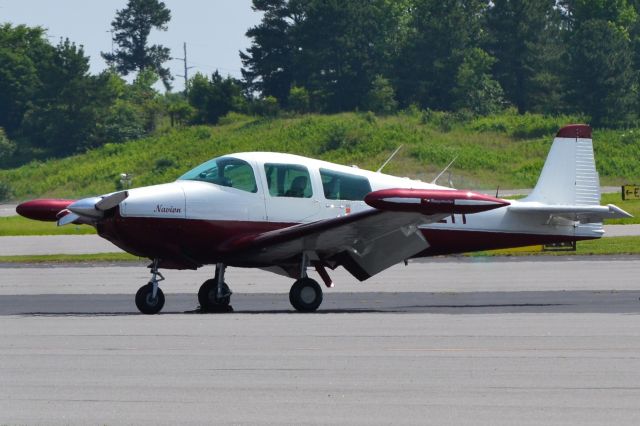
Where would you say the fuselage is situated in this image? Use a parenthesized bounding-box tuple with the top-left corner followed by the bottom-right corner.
(94, 152, 600, 269)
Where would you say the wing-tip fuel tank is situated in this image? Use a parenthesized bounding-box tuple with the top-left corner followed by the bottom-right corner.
(15, 199, 76, 222)
(364, 189, 510, 215)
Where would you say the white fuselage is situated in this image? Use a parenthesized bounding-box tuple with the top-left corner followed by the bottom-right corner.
(118, 152, 603, 241)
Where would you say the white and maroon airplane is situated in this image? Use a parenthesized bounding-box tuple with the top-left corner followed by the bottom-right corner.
(17, 124, 631, 314)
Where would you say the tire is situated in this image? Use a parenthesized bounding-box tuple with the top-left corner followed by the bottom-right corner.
(135, 283, 165, 314)
(198, 279, 231, 311)
(289, 278, 323, 312)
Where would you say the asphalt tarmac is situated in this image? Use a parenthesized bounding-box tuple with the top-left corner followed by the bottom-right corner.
(1, 258, 640, 425)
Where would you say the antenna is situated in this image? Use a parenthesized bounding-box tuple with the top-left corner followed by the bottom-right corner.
(376, 145, 404, 173)
(431, 155, 458, 185)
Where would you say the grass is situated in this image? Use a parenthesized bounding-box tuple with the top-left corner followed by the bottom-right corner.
(0, 253, 142, 263)
(0, 215, 96, 236)
(601, 192, 640, 224)
(2, 110, 639, 201)
(475, 236, 640, 257)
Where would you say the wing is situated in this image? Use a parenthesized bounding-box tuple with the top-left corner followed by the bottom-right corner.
(225, 188, 509, 281)
(227, 209, 439, 280)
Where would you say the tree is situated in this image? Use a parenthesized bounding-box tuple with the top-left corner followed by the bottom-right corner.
(241, 0, 404, 111)
(288, 86, 310, 113)
(363, 75, 398, 115)
(395, 0, 489, 110)
(241, 0, 303, 105)
(102, 0, 172, 89)
(0, 24, 51, 137)
(188, 72, 244, 124)
(561, 0, 638, 126)
(485, 0, 565, 114)
(568, 20, 637, 126)
(452, 48, 505, 115)
(21, 39, 114, 155)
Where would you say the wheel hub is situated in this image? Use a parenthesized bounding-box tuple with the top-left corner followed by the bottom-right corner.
(300, 286, 316, 304)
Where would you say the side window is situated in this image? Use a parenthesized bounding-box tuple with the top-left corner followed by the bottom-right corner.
(222, 161, 257, 193)
(179, 157, 257, 193)
(320, 168, 372, 201)
(264, 164, 313, 198)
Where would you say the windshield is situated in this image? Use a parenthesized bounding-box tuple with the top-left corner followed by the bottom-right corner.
(178, 157, 257, 193)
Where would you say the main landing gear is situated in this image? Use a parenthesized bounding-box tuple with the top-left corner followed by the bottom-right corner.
(288, 253, 332, 312)
(132, 257, 332, 314)
(135, 259, 165, 315)
(198, 263, 233, 312)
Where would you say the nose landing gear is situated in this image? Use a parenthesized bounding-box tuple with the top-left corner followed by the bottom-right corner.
(135, 259, 165, 314)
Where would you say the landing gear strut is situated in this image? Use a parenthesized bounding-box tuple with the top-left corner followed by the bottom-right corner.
(289, 253, 324, 312)
(135, 259, 165, 314)
(198, 263, 233, 312)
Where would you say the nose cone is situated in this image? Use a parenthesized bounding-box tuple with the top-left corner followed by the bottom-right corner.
(16, 199, 75, 221)
(67, 196, 104, 218)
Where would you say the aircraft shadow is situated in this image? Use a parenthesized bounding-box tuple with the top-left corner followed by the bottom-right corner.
(3, 290, 640, 316)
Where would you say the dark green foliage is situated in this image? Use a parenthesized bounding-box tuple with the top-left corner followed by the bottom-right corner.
(394, 0, 488, 111)
(288, 86, 310, 114)
(0, 25, 49, 136)
(0, 181, 12, 201)
(250, 96, 281, 118)
(242, 0, 403, 112)
(486, 0, 563, 114)
(452, 49, 505, 115)
(188, 72, 244, 124)
(0, 128, 16, 163)
(101, 0, 172, 89)
(364, 76, 398, 115)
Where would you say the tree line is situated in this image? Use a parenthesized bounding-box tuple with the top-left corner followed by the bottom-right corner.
(242, 0, 640, 126)
(2, 0, 640, 167)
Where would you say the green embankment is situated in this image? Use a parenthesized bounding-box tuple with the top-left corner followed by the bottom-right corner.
(2, 111, 640, 201)
(0, 216, 96, 236)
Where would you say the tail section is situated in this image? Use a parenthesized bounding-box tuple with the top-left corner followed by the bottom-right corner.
(525, 124, 600, 206)
(512, 124, 631, 224)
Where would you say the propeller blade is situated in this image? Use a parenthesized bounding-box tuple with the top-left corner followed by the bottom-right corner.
(57, 211, 80, 226)
(95, 191, 128, 211)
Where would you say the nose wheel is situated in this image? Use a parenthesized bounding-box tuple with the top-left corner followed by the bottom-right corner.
(136, 259, 165, 314)
(135, 283, 165, 314)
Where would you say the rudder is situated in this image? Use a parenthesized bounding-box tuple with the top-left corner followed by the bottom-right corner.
(524, 124, 600, 206)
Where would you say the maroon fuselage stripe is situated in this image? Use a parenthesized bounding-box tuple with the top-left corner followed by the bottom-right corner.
(97, 215, 596, 269)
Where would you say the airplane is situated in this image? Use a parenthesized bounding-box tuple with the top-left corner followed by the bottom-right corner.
(16, 124, 631, 314)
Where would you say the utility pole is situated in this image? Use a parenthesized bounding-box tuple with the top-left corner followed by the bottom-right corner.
(176, 42, 194, 96)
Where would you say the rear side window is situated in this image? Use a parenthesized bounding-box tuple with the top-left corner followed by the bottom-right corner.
(320, 168, 372, 201)
(264, 164, 313, 198)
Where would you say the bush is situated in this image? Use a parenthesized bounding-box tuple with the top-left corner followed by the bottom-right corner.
(0, 128, 16, 163)
(288, 86, 310, 114)
(0, 181, 12, 201)
(469, 109, 585, 139)
(252, 96, 280, 118)
(363, 75, 398, 115)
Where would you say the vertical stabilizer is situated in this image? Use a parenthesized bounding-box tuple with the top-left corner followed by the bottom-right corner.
(524, 124, 600, 206)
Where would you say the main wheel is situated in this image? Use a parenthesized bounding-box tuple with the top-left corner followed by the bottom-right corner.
(198, 279, 231, 311)
(135, 283, 165, 314)
(289, 278, 323, 312)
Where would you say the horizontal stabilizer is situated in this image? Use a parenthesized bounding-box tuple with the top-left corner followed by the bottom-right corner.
(365, 189, 509, 215)
(509, 202, 632, 222)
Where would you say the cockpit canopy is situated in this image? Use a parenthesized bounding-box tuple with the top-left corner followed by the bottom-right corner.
(178, 156, 257, 193)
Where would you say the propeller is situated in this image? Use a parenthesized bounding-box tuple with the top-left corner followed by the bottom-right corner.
(57, 191, 128, 226)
